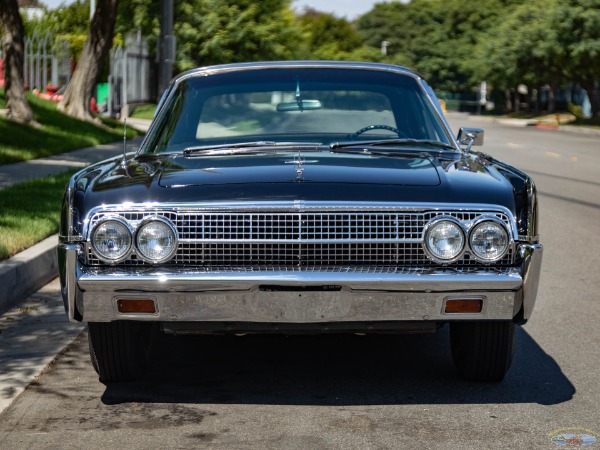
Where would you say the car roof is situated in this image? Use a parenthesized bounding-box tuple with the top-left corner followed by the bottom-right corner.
(174, 61, 424, 84)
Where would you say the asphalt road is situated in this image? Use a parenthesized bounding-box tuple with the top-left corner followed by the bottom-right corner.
(1, 113, 599, 449)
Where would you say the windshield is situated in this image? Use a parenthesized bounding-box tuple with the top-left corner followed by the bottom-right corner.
(144, 68, 454, 154)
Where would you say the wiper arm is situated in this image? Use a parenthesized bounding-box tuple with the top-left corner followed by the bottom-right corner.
(183, 141, 322, 157)
(330, 147, 429, 158)
(330, 138, 455, 150)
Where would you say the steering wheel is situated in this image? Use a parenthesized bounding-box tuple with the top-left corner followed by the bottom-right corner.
(350, 124, 403, 139)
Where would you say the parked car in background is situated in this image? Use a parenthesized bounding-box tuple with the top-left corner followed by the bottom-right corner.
(59, 61, 542, 383)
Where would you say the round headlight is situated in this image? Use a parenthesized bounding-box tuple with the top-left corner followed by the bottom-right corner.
(91, 218, 132, 263)
(469, 220, 509, 262)
(135, 218, 178, 263)
(424, 218, 465, 262)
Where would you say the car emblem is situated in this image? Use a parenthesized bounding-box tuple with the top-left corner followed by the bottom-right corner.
(292, 151, 305, 181)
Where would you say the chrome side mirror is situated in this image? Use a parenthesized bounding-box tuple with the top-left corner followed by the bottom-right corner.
(457, 127, 484, 155)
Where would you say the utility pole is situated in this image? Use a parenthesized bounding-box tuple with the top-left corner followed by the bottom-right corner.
(158, 0, 175, 98)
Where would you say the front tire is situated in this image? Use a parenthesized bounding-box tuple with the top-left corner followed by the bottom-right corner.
(88, 321, 151, 382)
(450, 321, 516, 382)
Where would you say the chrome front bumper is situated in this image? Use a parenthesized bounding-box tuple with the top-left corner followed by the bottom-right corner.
(58, 244, 543, 325)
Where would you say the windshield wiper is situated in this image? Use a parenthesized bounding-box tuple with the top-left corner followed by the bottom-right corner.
(183, 141, 322, 157)
(330, 138, 455, 150)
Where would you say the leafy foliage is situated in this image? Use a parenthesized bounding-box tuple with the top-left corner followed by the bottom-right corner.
(18, 0, 600, 116)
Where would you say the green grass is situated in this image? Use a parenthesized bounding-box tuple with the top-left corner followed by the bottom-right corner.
(130, 103, 157, 120)
(0, 90, 140, 165)
(0, 171, 75, 261)
(570, 116, 600, 128)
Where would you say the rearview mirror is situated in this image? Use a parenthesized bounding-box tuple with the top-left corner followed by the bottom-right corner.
(276, 99, 322, 112)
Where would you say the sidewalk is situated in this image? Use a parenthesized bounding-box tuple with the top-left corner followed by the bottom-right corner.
(446, 110, 600, 136)
(0, 118, 150, 415)
(0, 130, 147, 190)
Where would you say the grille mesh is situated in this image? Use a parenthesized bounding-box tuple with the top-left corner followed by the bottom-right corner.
(85, 209, 515, 269)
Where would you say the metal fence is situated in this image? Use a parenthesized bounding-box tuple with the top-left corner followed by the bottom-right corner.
(108, 32, 152, 117)
(24, 31, 71, 91)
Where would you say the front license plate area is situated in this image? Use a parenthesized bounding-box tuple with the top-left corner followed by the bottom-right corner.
(249, 291, 350, 321)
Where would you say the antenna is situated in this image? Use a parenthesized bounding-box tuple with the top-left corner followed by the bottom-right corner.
(122, 118, 127, 162)
(121, 118, 131, 177)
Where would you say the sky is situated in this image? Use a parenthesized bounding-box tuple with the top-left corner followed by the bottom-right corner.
(40, 0, 402, 21)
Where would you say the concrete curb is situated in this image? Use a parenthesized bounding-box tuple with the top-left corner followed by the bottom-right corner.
(0, 234, 59, 316)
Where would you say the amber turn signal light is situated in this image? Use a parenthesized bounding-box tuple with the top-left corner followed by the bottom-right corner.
(444, 298, 483, 314)
(117, 299, 157, 314)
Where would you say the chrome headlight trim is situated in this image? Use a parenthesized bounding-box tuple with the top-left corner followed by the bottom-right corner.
(468, 216, 511, 263)
(90, 217, 133, 264)
(422, 216, 466, 264)
(134, 216, 179, 264)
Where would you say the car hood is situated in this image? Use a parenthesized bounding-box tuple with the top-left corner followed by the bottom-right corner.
(83, 150, 517, 213)
(157, 152, 441, 187)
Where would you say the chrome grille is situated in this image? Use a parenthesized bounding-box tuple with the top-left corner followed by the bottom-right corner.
(84, 208, 515, 269)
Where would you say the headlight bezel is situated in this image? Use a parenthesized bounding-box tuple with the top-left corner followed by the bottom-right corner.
(90, 217, 134, 264)
(468, 216, 511, 263)
(422, 216, 467, 264)
(134, 216, 179, 264)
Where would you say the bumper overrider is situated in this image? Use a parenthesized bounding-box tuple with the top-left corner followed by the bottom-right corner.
(58, 243, 543, 326)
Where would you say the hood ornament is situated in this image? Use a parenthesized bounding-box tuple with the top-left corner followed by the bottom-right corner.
(294, 151, 305, 181)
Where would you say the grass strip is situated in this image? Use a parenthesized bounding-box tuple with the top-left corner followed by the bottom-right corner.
(0, 170, 76, 261)
(0, 90, 139, 165)
(130, 103, 157, 120)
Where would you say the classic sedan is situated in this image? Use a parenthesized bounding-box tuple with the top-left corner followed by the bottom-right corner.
(58, 61, 542, 383)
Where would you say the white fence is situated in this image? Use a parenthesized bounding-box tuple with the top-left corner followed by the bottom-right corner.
(108, 32, 152, 117)
(24, 31, 71, 91)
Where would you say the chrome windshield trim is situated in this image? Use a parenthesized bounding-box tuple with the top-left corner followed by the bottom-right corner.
(137, 62, 462, 156)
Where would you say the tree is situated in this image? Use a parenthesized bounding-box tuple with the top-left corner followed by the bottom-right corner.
(0, 0, 34, 123)
(357, 0, 522, 92)
(473, 0, 562, 112)
(553, 0, 600, 117)
(58, 0, 119, 121)
(175, 0, 304, 71)
(299, 8, 361, 56)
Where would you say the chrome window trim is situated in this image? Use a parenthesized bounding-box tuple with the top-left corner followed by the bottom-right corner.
(137, 62, 462, 157)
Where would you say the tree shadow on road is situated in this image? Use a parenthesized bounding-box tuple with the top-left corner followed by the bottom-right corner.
(101, 326, 574, 407)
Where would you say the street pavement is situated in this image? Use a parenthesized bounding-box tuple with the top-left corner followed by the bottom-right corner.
(0, 111, 598, 422)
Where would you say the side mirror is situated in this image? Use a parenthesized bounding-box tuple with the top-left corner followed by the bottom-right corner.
(457, 127, 484, 155)
(457, 127, 484, 146)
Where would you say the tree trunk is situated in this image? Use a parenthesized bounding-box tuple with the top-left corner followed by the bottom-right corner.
(0, 0, 34, 123)
(504, 88, 512, 113)
(547, 84, 557, 114)
(58, 0, 119, 121)
(580, 80, 600, 118)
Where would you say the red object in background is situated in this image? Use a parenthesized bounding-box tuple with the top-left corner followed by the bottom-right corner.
(46, 84, 59, 96)
(90, 97, 98, 113)
(0, 58, 4, 82)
